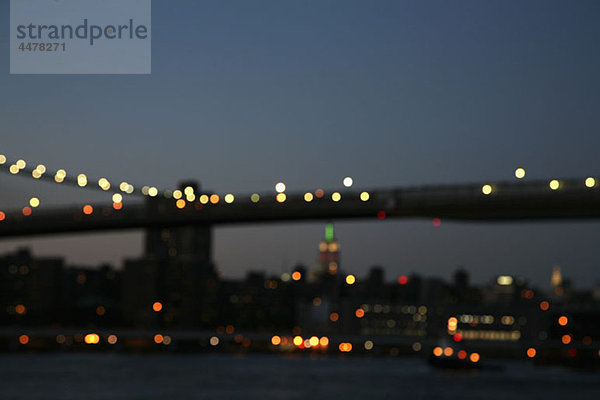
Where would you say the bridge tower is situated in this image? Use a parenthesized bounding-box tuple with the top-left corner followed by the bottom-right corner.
(122, 181, 218, 328)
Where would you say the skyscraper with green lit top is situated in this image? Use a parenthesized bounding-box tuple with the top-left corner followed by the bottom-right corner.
(316, 223, 340, 279)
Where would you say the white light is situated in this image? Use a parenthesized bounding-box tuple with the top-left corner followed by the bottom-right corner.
(275, 182, 286, 193)
(343, 177, 353, 187)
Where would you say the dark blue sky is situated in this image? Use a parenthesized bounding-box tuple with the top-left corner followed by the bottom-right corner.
(1, 0, 600, 287)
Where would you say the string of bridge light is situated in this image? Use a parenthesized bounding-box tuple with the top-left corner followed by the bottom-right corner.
(0, 154, 162, 198)
(0, 153, 598, 220)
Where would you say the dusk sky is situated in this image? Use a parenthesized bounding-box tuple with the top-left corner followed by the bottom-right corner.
(1, 0, 599, 287)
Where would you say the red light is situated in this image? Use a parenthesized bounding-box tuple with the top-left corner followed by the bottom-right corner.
(0, 211, 5, 221)
(568, 348, 577, 357)
(22, 207, 32, 216)
(457, 350, 467, 359)
(377, 210, 386, 220)
(432, 218, 441, 227)
(453, 333, 463, 342)
(397, 275, 408, 285)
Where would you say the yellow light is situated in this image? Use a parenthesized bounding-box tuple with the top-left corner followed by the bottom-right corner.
(271, 335, 281, 346)
(112, 193, 123, 203)
(360, 192, 370, 201)
(309, 336, 319, 347)
(126, 184, 134, 194)
(9, 165, 19, 174)
(293, 336, 303, 346)
(482, 184, 493, 195)
(36, 164, 46, 174)
(141, 186, 150, 195)
(200, 194, 209, 204)
(84, 333, 100, 345)
(16, 159, 26, 169)
(186, 194, 196, 202)
(345, 274, 356, 285)
(56, 169, 66, 178)
(120, 182, 129, 192)
(0, 154, 5, 164)
(32, 170, 41, 179)
(514, 168, 525, 179)
(250, 193, 260, 203)
(549, 180, 560, 190)
(276, 193, 286, 203)
(331, 192, 341, 202)
(304, 192, 313, 202)
(77, 174, 88, 187)
(29, 197, 40, 208)
(171, 190, 182, 199)
(148, 187, 158, 197)
(275, 182, 286, 193)
(98, 178, 110, 190)
(224, 194, 235, 204)
(585, 177, 596, 188)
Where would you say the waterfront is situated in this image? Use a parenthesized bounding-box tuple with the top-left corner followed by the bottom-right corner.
(1, 354, 598, 399)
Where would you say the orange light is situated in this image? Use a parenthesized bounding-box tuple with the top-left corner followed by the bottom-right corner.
(276, 193, 286, 203)
(225, 325, 235, 334)
(96, 306, 106, 316)
(355, 308, 365, 318)
(0, 211, 5, 221)
(22, 207, 32, 216)
(539, 301, 550, 311)
(558, 316, 568, 326)
(84, 333, 100, 344)
(293, 336, 303, 346)
(457, 350, 467, 359)
(271, 335, 281, 346)
(83, 205, 93, 215)
(526, 348, 536, 358)
(338, 342, 352, 352)
(315, 189, 324, 198)
(154, 334, 164, 344)
(210, 194, 220, 204)
(319, 336, 329, 347)
(443, 347, 454, 357)
(562, 334, 572, 345)
(291, 271, 302, 281)
(113, 202, 123, 210)
(176, 199, 186, 209)
(329, 312, 339, 322)
(152, 302, 163, 312)
(433, 347, 443, 357)
(15, 304, 26, 315)
(107, 334, 118, 345)
(19, 334, 29, 345)
(469, 353, 480, 363)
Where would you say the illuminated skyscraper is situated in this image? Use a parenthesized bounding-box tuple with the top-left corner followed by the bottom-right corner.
(316, 223, 340, 279)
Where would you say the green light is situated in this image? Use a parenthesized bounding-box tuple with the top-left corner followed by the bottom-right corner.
(325, 223, 334, 242)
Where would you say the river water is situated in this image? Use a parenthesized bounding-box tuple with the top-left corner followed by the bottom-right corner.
(0, 354, 598, 399)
